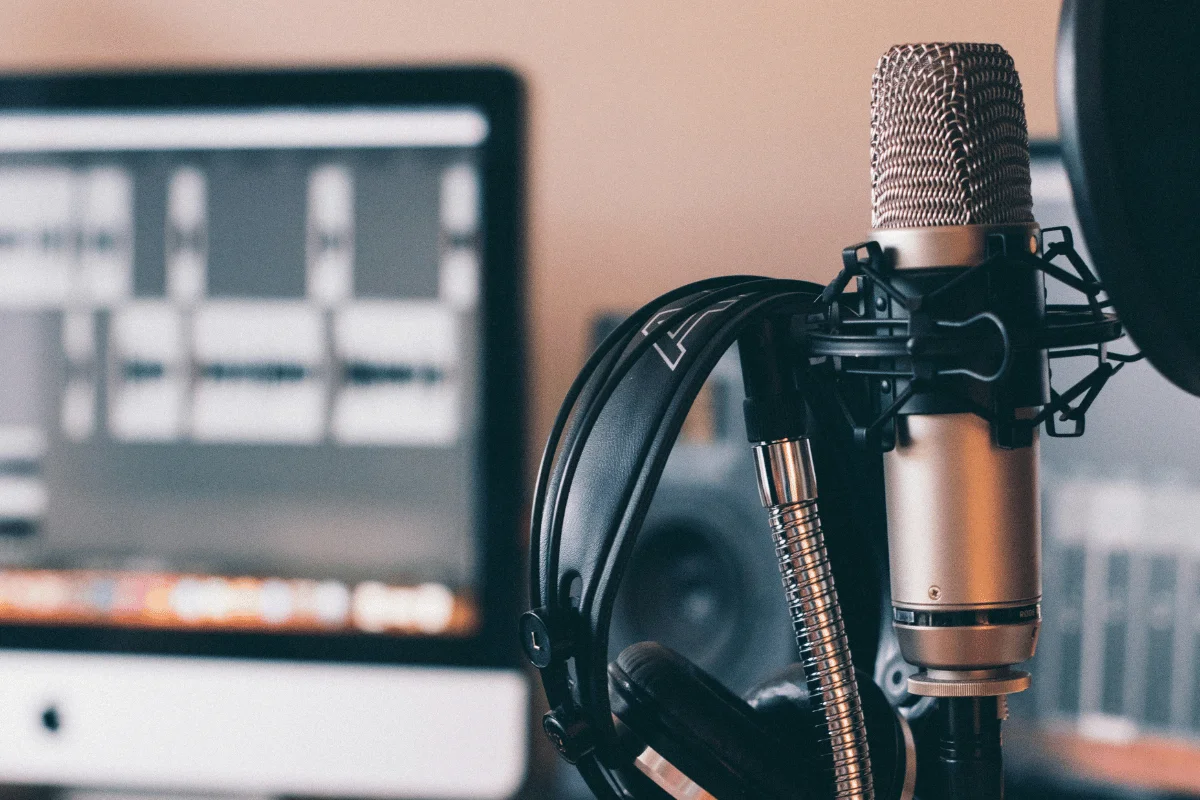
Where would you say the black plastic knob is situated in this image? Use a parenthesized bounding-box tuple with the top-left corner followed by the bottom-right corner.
(520, 607, 570, 668)
(543, 706, 595, 764)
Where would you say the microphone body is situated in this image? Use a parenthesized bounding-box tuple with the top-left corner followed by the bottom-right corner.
(885, 410, 1040, 680)
(871, 226, 1044, 696)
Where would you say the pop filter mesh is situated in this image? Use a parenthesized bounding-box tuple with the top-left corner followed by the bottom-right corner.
(871, 42, 1035, 229)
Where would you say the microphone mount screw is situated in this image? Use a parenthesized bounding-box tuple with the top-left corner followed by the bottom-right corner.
(929, 585, 942, 601)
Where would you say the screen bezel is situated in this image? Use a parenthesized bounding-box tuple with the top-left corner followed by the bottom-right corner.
(0, 66, 525, 669)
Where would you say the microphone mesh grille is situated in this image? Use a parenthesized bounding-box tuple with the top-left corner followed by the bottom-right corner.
(871, 42, 1034, 228)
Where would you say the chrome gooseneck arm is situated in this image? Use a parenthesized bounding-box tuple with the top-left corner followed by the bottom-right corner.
(754, 438, 874, 800)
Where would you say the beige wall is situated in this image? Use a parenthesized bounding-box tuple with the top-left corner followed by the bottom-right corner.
(0, 0, 1063, 452)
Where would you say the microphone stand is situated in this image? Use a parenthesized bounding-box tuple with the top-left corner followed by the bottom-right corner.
(937, 697, 1004, 800)
(738, 316, 1012, 800)
(736, 228, 1133, 800)
(737, 313, 876, 799)
(526, 226, 1129, 800)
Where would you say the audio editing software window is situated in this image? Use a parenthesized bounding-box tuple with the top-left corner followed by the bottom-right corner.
(0, 108, 488, 639)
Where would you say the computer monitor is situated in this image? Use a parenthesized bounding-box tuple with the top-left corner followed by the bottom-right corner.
(0, 68, 527, 799)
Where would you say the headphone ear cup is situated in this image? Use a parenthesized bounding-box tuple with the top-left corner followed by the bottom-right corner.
(608, 642, 812, 800)
(745, 664, 915, 800)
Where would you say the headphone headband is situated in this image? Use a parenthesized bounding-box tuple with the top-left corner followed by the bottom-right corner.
(523, 279, 822, 797)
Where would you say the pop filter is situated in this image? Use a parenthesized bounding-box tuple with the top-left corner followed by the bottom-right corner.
(1058, 0, 1200, 395)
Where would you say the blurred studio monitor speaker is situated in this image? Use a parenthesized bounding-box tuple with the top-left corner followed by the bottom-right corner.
(554, 314, 797, 798)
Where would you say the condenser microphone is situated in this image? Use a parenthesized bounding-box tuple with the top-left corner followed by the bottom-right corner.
(870, 42, 1044, 797)
(870, 42, 1041, 695)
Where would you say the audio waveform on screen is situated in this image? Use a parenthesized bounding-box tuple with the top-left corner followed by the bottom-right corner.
(0, 160, 480, 451)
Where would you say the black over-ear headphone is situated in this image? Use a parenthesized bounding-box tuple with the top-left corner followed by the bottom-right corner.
(521, 277, 914, 799)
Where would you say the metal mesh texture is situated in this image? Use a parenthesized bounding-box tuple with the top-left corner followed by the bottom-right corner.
(870, 42, 1035, 229)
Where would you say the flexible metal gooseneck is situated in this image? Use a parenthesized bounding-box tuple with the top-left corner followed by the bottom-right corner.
(754, 438, 874, 800)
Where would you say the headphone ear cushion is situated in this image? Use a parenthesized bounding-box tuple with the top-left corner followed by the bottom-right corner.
(745, 664, 914, 800)
(609, 642, 810, 800)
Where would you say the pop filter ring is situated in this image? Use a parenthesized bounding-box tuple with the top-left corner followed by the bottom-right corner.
(1058, 0, 1200, 396)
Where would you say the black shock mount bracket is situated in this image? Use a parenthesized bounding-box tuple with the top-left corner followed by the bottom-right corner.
(807, 226, 1139, 452)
